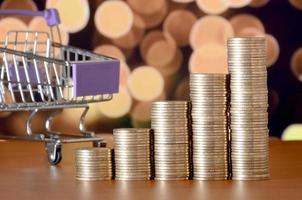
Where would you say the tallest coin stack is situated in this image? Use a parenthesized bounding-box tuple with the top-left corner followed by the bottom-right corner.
(227, 37, 269, 180)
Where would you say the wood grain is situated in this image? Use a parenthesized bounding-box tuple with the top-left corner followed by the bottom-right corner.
(0, 139, 302, 199)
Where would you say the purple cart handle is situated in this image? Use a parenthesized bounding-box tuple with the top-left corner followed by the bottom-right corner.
(0, 9, 60, 26)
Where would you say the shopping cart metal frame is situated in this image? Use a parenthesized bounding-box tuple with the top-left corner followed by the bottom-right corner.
(0, 9, 120, 165)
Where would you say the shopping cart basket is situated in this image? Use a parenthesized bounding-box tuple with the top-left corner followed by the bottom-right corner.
(0, 9, 120, 165)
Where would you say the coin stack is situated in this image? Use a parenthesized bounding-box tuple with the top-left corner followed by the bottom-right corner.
(113, 128, 153, 180)
(75, 147, 113, 181)
(190, 73, 229, 180)
(151, 101, 191, 180)
(228, 37, 269, 180)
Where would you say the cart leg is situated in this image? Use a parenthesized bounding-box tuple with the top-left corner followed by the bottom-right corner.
(45, 109, 62, 137)
(79, 106, 95, 137)
(45, 140, 62, 165)
(26, 109, 39, 135)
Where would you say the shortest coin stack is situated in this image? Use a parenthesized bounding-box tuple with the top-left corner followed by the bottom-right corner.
(75, 147, 113, 181)
(113, 128, 153, 180)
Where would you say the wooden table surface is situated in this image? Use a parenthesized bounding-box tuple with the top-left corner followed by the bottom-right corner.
(0, 136, 302, 200)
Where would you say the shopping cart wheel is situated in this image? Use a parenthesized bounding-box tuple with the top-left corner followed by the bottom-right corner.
(46, 141, 62, 165)
(48, 148, 62, 165)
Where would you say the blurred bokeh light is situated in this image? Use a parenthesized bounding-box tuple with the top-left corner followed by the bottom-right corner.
(0, 0, 301, 140)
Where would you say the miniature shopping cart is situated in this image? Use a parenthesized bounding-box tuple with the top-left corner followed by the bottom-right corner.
(0, 9, 120, 165)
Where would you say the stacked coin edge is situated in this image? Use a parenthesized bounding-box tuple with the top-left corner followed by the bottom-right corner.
(151, 101, 192, 180)
(113, 128, 153, 180)
(190, 73, 229, 180)
(75, 147, 113, 181)
(228, 37, 270, 180)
